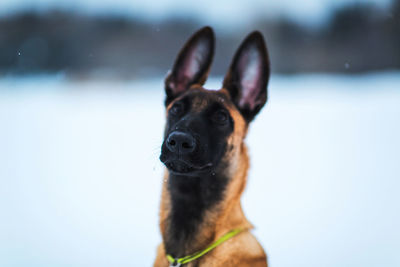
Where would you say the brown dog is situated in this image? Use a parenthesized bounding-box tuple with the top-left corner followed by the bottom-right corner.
(154, 26, 270, 267)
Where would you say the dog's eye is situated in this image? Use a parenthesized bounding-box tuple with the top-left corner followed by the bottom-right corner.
(170, 102, 184, 116)
(212, 109, 229, 124)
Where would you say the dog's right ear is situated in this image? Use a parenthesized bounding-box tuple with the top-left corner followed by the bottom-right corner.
(164, 26, 215, 106)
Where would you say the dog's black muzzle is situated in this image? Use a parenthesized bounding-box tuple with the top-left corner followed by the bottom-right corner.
(160, 131, 212, 175)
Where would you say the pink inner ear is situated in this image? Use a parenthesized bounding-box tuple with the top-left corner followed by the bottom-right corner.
(237, 47, 263, 110)
(177, 39, 209, 85)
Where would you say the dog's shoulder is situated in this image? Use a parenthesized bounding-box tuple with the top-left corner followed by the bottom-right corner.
(199, 231, 268, 267)
(153, 243, 169, 267)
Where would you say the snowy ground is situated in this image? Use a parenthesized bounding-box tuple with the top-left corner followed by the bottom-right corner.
(0, 73, 399, 267)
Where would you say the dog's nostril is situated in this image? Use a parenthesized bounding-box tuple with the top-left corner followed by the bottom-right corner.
(169, 139, 176, 146)
(182, 142, 192, 149)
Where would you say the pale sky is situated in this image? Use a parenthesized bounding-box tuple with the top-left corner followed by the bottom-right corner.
(0, 0, 393, 27)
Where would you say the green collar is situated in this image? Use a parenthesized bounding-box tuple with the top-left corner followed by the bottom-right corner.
(166, 228, 243, 267)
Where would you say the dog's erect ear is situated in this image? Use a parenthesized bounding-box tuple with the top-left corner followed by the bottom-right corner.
(223, 31, 270, 122)
(165, 26, 215, 106)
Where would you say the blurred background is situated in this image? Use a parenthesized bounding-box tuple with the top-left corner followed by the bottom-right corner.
(0, 0, 399, 266)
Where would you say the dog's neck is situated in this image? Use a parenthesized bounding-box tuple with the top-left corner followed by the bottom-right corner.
(160, 144, 252, 258)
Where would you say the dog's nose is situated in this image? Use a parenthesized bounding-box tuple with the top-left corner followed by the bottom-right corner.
(166, 131, 196, 154)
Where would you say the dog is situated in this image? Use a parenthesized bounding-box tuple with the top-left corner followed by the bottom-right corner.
(154, 26, 270, 267)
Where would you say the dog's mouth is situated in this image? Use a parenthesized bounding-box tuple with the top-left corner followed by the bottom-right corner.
(161, 159, 213, 175)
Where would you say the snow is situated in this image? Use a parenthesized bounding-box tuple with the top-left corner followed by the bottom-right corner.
(0, 73, 399, 267)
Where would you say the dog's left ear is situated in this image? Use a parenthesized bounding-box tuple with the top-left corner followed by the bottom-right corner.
(223, 31, 270, 122)
(165, 26, 215, 106)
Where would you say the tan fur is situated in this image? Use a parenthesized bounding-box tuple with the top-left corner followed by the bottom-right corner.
(154, 88, 267, 266)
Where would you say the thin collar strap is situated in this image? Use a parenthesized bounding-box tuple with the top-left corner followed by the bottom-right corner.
(166, 228, 243, 266)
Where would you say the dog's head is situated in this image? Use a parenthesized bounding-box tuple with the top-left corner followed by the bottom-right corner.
(160, 27, 270, 177)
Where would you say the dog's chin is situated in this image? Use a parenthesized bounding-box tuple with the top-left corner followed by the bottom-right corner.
(162, 159, 213, 176)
